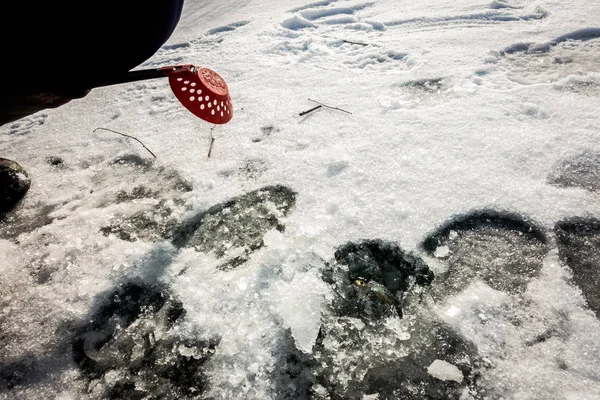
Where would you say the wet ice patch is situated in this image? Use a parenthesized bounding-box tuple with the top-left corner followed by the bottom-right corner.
(71, 278, 219, 399)
(555, 218, 600, 319)
(94, 154, 193, 243)
(307, 239, 482, 399)
(219, 158, 268, 180)
(435, 251, 600, 399)
(268, 328, 317, 399)
(312, 309, 483, 399)
(326, 160, 349, 177)
(421, 209, 549, 298)
(548, 151, 600, 192)
(171, 185, 297, 270)
(0, 203, 55, 241)
(330, 239, 434, 320)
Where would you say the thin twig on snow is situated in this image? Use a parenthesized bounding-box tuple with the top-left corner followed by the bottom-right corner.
(298, 98, 352, 116)
(93, 127, 157, 158)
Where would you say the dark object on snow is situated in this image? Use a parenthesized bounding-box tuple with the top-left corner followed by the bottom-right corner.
(0, 0, 185, 126)
(94, 128, 157, 158)
(555, 218, 600, 319)
(299, 99, 352, 117)
(0, 158, 31, 213)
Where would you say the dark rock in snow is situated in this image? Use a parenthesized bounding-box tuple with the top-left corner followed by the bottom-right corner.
(171, 184, 297, 270)
(0, 158, 31, 213)
(555, 218, 600, 319)
(421, 209, 549, 297)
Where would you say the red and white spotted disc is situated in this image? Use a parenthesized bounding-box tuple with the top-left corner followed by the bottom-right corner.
(167, 65, 233, 124)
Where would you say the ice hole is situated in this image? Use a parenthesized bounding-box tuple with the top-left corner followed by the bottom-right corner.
(190, 96, 195, 101)
(211, 110, 215, 115)
(200, 104, 205, 110)
(181, 87, 187, 91)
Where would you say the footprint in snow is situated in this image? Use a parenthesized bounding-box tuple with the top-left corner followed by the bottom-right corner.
(383, 5, 547, 30)
(277, 2, 410, 71)
(206, 20, 250, 36)
(283, 2, 377, 31)
(493, 28, 600, 85)
(384, 77, 456, 109)
(1, 112, 48, 136)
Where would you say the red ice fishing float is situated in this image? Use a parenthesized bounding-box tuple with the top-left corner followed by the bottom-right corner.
(99, 64, 233, 124)
(166, 65, 233, 124)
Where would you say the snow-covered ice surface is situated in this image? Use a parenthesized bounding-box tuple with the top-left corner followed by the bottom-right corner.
(2, 0, 600, 399)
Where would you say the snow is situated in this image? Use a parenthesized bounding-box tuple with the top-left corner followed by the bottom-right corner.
(2, 0, 600, 399)
(427, 359, 464, 383)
